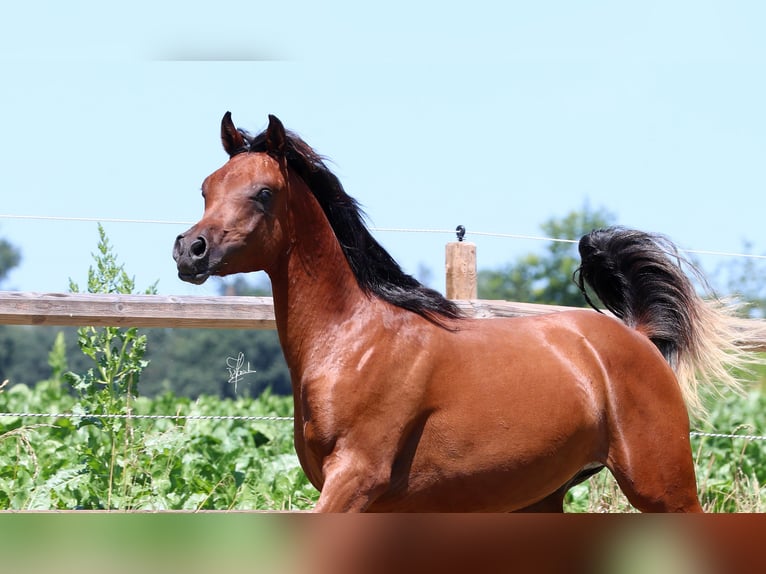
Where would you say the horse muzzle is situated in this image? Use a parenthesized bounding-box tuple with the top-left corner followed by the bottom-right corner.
(173, 232, 213, 284)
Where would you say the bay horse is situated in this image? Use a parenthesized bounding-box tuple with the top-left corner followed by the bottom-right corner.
(174, 113, 755, 512)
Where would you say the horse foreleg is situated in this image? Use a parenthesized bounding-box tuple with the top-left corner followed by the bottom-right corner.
(313, 450, 390, 513)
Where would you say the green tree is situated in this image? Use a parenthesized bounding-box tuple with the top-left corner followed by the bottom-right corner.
(0, 231, 24, 384)
(478, 205, 615, 306)
(217, 274, 272, 296)
(713, 241, 766, 319)
(0, 231, 21, 286)
(0, 326, 86, 386)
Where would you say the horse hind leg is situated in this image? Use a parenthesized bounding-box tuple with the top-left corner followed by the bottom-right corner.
(606, 426, 703, 513)
(608, 459, 703, 512)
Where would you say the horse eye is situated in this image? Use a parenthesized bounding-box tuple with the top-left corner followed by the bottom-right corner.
(254, 188, 272, 203)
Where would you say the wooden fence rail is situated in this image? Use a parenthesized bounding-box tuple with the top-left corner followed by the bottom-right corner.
(1, 291, 765, 351)
(0, 291, 277, 330)
(0, 231, 764, 348)
(0, 291, 577, 329)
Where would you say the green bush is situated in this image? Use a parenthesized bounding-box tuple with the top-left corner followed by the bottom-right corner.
(0, 225, 317, 510)
(0, 383, 317, 510)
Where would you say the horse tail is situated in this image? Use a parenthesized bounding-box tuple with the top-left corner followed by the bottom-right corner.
(576, 226, 761, 417)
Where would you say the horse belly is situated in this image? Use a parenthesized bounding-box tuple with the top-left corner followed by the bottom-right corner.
(372, 338, 608, 511)
(374, 417, 604, 511)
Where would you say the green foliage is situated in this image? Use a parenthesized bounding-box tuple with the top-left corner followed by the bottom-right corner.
(693, 360, 766, 512)
(0, 230, 21, 286)
(0, 326, 80, 386)
(217, 273, 272, 296)
(0, 386, 317, 510)
(55, 224, 156, 507)
(47, 332, 68, 388)
(712, 240, 766, 318)
(70, 224, 155, 297)
(478, 204, 615, 305)
(3, 371, 766, 511)
(66, 224, 155, 413)
(0, 225, 315, 510)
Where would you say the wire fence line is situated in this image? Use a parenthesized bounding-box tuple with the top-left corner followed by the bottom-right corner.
(1, 213, 765, 262)
(690, 431, 766, 442)
(1, 411, 765, 443)
(0, 214, 193, 225)
(0, 412, 293, 422)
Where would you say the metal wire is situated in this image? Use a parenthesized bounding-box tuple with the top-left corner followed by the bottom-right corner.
(0, 412, 293, 422)
(2, 213, 765, 261)
(690, 430, 766, 441)
(4, 411, 766, 443)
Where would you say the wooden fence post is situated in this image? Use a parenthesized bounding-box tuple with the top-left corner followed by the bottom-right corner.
(445, 236, 477, 300)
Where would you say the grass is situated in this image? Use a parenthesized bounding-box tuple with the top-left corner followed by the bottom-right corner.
(4, 381, 766, 512)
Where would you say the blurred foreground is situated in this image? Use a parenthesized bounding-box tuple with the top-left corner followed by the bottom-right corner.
(0, 513, 763, 574)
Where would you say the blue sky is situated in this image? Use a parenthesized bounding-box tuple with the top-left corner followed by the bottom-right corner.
(1, 1, 764, 296)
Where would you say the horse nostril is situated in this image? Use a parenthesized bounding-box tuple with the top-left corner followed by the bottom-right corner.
(190, 236, 208, 259)
(172, 235, 184, 261)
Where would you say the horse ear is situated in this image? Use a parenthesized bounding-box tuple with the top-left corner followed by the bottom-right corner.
(266, 114, 287, 157)
(221, 111, 248, 157)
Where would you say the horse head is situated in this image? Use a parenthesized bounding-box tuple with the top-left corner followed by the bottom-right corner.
(173, 113, 291, 283)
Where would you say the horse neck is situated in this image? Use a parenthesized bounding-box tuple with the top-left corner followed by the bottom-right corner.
(267, 177, 370, 369)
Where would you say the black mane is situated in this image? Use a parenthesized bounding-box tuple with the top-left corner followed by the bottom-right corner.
(242, 127, 463, 327)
